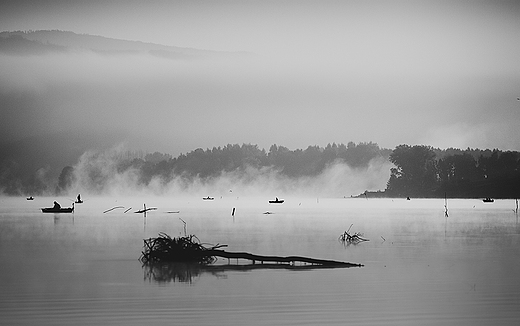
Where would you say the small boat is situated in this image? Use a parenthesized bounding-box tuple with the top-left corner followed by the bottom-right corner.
(269, 197, 284, 204)
(483, 197, 494, 203)
(26, 196, 34, 200)
(203, 196, 214, 200)
(42, 203, 74, 213)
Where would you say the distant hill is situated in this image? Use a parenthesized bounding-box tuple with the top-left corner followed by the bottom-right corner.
(0, 33, 67, 55)
(0, 30, 248, 59)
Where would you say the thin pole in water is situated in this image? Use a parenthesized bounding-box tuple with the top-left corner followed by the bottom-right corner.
(179, 218, 187, 236)
(444, 193, 449, 218)
(143, 203, 147, 232)
(444, 193, 449, 238)
(514, 199, 519, 228)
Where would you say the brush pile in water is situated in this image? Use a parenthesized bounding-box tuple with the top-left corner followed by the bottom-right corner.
(141, 232, 364, 268)
(339, 224, 369, 245)
(140, 233, 227, 265)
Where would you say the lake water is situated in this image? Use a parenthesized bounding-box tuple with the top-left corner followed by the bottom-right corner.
(1, 196, 519, 325)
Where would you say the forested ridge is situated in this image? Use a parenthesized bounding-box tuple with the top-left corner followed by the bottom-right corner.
(53, 143, 520, 198)
(2, 142, 520, 198)
(54, 142, 389, 194)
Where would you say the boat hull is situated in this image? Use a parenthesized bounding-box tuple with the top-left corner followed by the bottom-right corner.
(41, 207, 74, 213)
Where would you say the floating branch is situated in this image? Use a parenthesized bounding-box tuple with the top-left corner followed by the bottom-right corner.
(140, 233, 363, 268)
(135, 208, 157, 213)
(339, 224, 369, 245)
(135, 203, 157, 214)
(103, 206, 125, 213)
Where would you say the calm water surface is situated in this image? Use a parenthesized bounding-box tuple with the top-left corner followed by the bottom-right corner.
(1, 196, 519, 325)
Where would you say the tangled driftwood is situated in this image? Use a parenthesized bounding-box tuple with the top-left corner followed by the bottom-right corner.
(140, 233, 363, 267)
(140, 233, 226, 265)
(339, 224, 369, 245)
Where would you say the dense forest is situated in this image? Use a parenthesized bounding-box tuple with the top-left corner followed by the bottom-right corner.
(2, 142, 520, 198)
(385, 145, 520, 199)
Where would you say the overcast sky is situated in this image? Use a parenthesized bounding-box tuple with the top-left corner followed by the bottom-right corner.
(1, 0, 520, 155)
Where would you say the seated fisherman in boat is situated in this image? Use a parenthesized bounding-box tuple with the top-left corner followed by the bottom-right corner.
(53, 201, 61, 209)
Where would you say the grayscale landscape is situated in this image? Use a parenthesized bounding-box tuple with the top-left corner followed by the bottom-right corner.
(1, 1, 519, 325)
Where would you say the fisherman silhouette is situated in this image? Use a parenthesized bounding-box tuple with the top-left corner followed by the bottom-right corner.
(53, 201, 61, 209)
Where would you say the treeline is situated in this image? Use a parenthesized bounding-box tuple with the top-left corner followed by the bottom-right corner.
(385, 145, 520, 198)
(55, 142, 389, 194)
(4, 142, 520, 198)
(163, 141, 387, 179)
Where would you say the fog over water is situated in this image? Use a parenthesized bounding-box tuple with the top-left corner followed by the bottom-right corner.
(66, 147, 392, 198)
(1, 1, 520, 156)
(1, 1, 520, 200)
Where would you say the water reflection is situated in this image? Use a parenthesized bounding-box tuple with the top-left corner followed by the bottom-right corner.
(143, 262, 220, 283)
(53, 213, 74, 225)
(143, 261, 360, 284)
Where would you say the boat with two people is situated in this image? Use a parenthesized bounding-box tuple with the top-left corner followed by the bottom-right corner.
(483, 197, 494, 203)
(41, 201, 74, 213)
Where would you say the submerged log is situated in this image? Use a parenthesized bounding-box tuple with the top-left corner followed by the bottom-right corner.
(204, 249, 363, 267)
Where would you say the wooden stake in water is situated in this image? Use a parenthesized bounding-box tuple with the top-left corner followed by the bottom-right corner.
(179, 218, 187, 236)
(444, 193, 449, 237)
(515, 199, 518, 225)
(444, 193, 449, 218)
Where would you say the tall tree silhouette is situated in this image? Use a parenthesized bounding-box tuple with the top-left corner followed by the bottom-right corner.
(386, 145, 438, 197)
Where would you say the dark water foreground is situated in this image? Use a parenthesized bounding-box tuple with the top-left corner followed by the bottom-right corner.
(1, 196, 519, 325)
